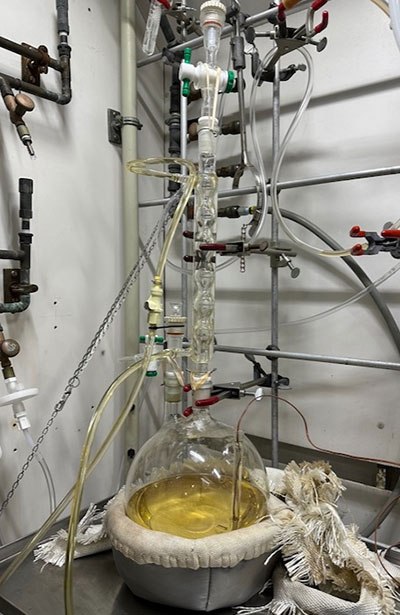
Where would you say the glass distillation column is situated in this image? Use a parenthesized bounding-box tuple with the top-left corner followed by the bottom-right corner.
(191, 0, 226, 398)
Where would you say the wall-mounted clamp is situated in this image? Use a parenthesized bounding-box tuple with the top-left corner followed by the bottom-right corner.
(107, 109, 143, 145)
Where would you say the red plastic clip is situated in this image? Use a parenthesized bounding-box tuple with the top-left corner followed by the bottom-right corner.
(381, 229, 400, 238)
(350, 225, 366, 238)
(351, 243, 365, 256)
(183, 406, 193, 417)
(157, 0, 171, 9)
(199, 243, 227, 251)
(278, 2, 286, 22)
(311, 0, 328, 11)
(183, 230, 194, 239)
(195, 396, 220, 407)
(314, 10, 329, 34)
(183, 384, 192, 393)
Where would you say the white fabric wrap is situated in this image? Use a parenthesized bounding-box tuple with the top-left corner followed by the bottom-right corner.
(105, 491, 287, 570)
(268, 566, 384, 615)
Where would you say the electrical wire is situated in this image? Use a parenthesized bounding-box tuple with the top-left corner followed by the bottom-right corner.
(23, 429, 56, 515)
(236, 393, 400, 468)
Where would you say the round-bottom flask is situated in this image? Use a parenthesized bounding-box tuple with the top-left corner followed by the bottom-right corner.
(125, 408, 269, 539)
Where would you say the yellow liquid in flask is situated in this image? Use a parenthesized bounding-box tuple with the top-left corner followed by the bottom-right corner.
(127, 473, 267, 539)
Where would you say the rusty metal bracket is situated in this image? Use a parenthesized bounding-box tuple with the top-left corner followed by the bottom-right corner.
(21, 43, 50, 87)
(3, 269, 21, 303)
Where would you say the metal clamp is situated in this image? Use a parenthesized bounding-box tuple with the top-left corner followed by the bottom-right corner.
(107, 109, 143, 145)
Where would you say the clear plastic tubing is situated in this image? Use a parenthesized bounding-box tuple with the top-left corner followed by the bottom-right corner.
(142, 0, 163, 56)
(0, 349, 181, 592)
(370, 0, 390, 15)
(215, 261, 400, 335)
(389, 0, 400, 51)
(249, 48, 276, 241)
(126, 157, 197, 281)
(64, 336, 156, 614)
(23, 429, 56, 514)
(254, 46, 366, 258)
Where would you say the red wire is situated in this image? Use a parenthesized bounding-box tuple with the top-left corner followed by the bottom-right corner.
(236, 393, 400, 586)
(236, 393, 400, 469)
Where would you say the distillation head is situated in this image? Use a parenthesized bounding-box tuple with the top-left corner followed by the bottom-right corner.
(200, 0, 226, 64)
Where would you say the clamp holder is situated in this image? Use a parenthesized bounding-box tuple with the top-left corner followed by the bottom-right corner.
(350, 225, 400, 258)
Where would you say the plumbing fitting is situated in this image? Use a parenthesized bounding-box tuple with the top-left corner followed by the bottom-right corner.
(0, 325, 38, 435)
(218, 205, 255, 218)
(180, 62, 236, 95)
(0, 0, 71, 106)
(0, 178, 38, 314)
(164, 305, 186, 404)
(139, 335, 164, 376)
(0, 77, 35, 156)
(145, 277, 164, 327)
(350, 225, 400, 258)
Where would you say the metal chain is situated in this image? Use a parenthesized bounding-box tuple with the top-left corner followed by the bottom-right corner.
(0, 195, 179, 514)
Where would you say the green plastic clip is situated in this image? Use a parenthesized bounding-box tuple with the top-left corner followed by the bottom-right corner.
(139, 335, 164, 344)
(182, 47, 192, 98)
(145, 370, 158, 377)
(225, 70, 236, 93)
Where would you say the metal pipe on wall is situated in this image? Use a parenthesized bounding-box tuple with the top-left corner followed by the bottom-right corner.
(0, 0, 71, 105)
(121, 0, 140, 451)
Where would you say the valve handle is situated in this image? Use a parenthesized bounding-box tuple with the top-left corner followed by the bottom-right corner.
(14, 93, 35, 117)
(0, 339, 20, 357)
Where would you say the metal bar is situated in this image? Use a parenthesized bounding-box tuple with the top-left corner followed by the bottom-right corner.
(137, 1, 310, 68)
(270, 62, 280, 468)
(214, 344, 400, 372)
(0, 36, 62, 72)
(139, 165, 400, 208)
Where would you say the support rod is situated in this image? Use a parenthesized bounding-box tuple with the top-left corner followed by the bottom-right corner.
(137, 1, 310, 68)
(139, 165, 400, 208)
(214, 344, 400, 372)
(270, 62, 280, 468)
